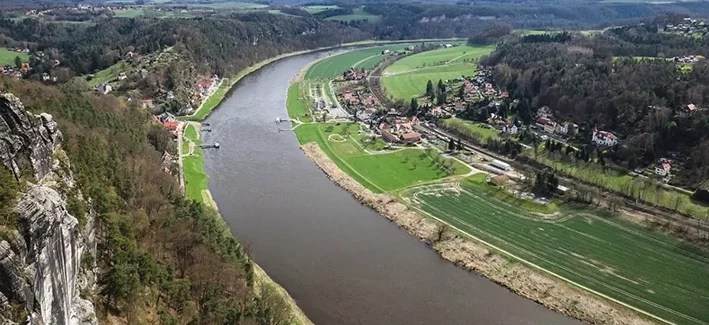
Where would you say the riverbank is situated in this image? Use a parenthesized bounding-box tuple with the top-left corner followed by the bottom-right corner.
(181, 37, 465, 121)
(300, 142, 652, 325)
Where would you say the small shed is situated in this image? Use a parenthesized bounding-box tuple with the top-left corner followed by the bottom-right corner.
(489, 174, 509, 186)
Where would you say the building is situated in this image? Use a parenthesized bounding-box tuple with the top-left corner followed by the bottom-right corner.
(654, 162, 671, 177)
(592, 129, 618, 147)
(555, 123, 568, 135)
(536, 117, 556, 134)
(503, 124, 518, 135)
(491, 159, 510, 171)
(381, 129, 398, 143)
(96, 83, 112, 94)
(401, 132, 421, 144)
(489, 174, 509, 186)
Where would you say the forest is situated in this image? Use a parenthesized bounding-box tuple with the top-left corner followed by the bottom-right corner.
(481, 25, 709, 190)
(0, 78, 295, 324)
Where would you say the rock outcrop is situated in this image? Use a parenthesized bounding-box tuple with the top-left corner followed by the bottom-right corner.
(0, 92, 97, 325)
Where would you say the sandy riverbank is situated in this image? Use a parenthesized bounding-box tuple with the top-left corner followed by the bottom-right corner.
(300, 142, 654, 325)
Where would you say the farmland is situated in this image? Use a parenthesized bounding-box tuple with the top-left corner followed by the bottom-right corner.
(440, 118, 503, 142)
(325, 8, 381, 22)
(87, 61, 129, 88)
(303, 5, 340, 13)
(113, 9, 145, 18)
(0, 48, 29, 66)
(401, 174, 709, 325)
(381, 45, 494, 101)
(304, 43, 416, 80)
(294, 123, 469, 193)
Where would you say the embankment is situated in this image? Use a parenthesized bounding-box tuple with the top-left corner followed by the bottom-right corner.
(300, 142, 653, 325)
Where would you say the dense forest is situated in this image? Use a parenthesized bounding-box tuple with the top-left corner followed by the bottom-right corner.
(481, 25, 709, 189)
(0, 78, 294, 324)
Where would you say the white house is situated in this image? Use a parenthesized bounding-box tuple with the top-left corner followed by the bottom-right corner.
(555, 123, 568, 135)
(536, 117, 556, 134)
(96, 83, 112, 94)
(654, 162, 672, 177)
(592, 129, 618, 147)
(503, 124, 518, 135)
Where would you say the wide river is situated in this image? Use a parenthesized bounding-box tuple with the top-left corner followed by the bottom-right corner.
(202, 50, 580, 325)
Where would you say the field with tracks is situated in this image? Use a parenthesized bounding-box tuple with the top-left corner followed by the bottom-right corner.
(381, 45, 494, 101)
(401, 174, 709, 325)
(294, 123, 469, 192)
(305, 44, 416, 80)
(324, 8, 381, 22)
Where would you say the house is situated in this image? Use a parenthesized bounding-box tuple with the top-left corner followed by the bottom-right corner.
(140, 99, 154, 109)
(96, 83, 112, 94)
(503, 124, 518, 135)
(381, 129, 398, 143)
(401, 132, 421, 144)
(536, 117, 556, 134)
(537, 106, 552, 118)
(592, 129, 618, 147)
(555, 122, 568, 135)
(117, 71, 127, 81)
(20, 62, 30, 71)
(406, 45, 415, 51)
(654, 162, 672, 177)
(444, 43, 453, 48)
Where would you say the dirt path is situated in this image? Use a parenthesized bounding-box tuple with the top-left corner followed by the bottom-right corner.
(300, 142, 654, 325)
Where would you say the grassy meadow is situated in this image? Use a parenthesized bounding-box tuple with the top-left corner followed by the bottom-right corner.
(0, 48, 29, 66)
(402, 174, 709, 325)
(286, 82, 312, 122)
(295, 123, 469, 192)
(304, 43, 416, 80)
(87, 61, 130, 88)
(303, 5, 340, 13)
(325, 8, 381, 22)
(381, 45, 494, 100)
(182, 124, 209, 204)
(440, 118, 503, 142)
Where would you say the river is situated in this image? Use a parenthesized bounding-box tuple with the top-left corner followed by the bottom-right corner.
(202, 50, 580, 325)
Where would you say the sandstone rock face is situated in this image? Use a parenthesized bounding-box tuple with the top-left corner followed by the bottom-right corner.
(0, 92, 96, 325)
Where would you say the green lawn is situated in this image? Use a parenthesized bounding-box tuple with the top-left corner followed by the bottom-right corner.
(180, 1, 267, 9)
(0, 48, 29, 66)
(303, 5, 340, 13)
(113, 9, 145, 18)
(286, 82, 312, 122)
(325, 8, 381, 22)
(304, 43, 416, 80)
(295, 123, 469, 192)
(87, 61, 130, 88)
(380, 45, 494, 101)
(440, 118, 502, 142)
(384, 45, 494, 74)
(182, 124, 208, 203)
(381, 63, 476, 101)
(402, 175, 709, 325)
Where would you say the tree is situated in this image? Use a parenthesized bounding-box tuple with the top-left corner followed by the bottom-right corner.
(437, 79, 445, 93)
(437, 92, 447, 105)
(426, 80, 434, 96)
(448, 138, 456, 151)
(456, 138, 463, 151)
(14, 56, 22, 69)
(458, 85, 465, 100)
(409, 98, 419, 116)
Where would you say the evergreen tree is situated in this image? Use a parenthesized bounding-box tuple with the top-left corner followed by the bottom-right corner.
(437, 79, 445, 93)
(458, 85, 465, 99)
(456, 138, 463, 151)
(448, 138, 456, 151)
(426, 80, 434, 96)
(436, 92, 447, 105)
(14, 56, 22, 69)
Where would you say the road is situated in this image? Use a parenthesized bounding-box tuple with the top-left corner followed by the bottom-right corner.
(327, 80, 350, 119)
(177, 121, 186, 193)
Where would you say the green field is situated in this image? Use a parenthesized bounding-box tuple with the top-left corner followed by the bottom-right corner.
(303, 5, 340, 13)
(286, 82, 312, 122)
(381, 45, 494, 100)
(440, 118, 502, 142)
(384, 45, 494, 74)
(295, 123, 469, 192)
(325, 8, 381, 22)
(401, 175, 709, 325)
(0, 48, 29, 66)
(87, 61, 129, 88)
(113, 9, 145, 18)
(305, 44, 416, 80)
(181, 1, 267, 9)
(182, 124, 209, 203)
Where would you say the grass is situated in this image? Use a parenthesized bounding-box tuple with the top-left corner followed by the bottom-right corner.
(440, 118, 502, 142)
(384, 45, 494, 74)
(304, 43, 416, 80)
(286, 82, 312, 122)
(324, 8, 381, 22)
(381, 45, 494, 100)
(182, 124, 209, 204)
(382, 63, 476, 101)
(530, 151, 709, 218)
(113, 9, 145, 18)
(303, 5, 340, 13)
(295, 123, 469, 192)
(402, 174, 709, 325)
(87, 61, 130, 88)
(180, 1, 268, 9)
(0, 48, 29, 66)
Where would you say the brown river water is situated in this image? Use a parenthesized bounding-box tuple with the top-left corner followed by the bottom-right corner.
(201, 50, 581, 325)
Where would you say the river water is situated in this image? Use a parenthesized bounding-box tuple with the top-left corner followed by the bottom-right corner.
(202, 51, 579, 325)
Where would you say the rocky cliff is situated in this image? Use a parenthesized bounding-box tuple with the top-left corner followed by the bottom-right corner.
(0, 93, 97, 325)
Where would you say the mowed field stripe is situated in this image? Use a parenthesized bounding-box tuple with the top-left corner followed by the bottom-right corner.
(406, 185, 709, 325)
